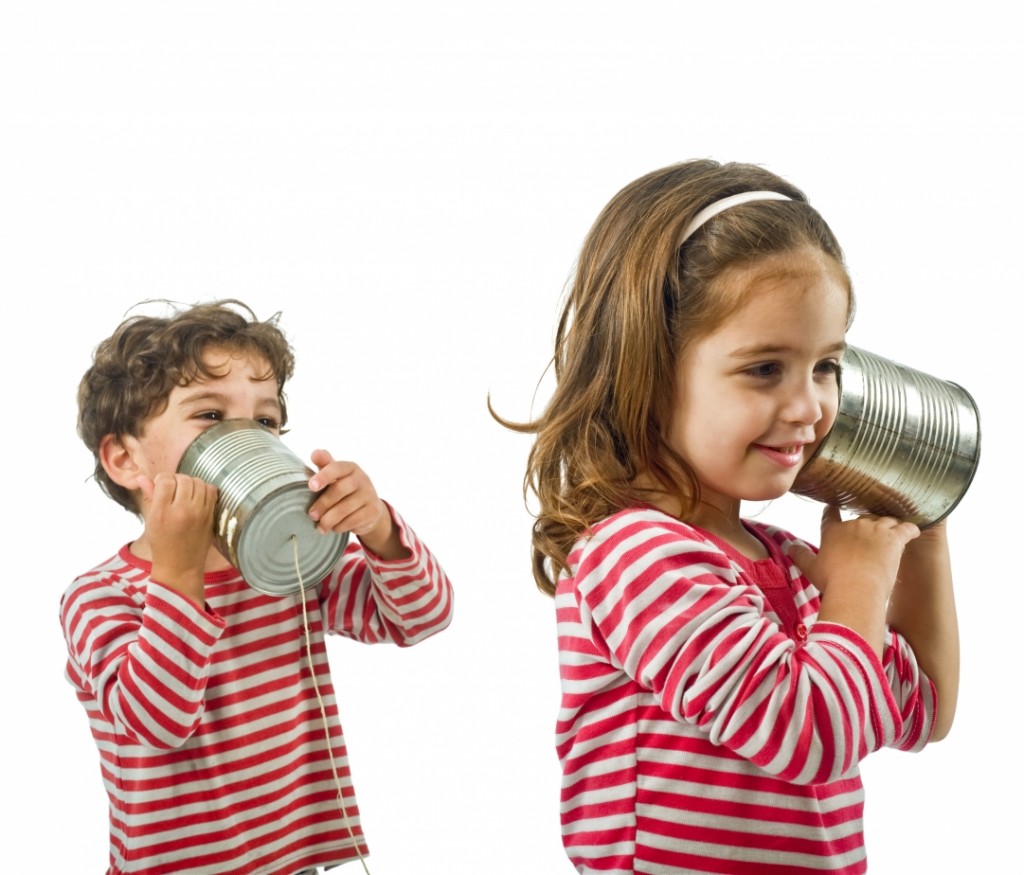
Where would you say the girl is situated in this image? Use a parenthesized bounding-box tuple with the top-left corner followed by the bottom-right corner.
(508, 160, 958, 874)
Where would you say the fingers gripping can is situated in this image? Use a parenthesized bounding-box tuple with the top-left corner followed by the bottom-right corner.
(177, 419, 348, 596)
(791, 345, 981, 527)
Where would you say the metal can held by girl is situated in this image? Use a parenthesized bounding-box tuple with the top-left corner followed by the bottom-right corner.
(791, 345, 981, 527)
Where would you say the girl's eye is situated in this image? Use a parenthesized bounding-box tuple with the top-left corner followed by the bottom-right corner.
(197, 411, 222, 421)
(257, 417, 280, 430)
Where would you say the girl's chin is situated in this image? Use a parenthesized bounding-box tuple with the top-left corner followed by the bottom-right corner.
(740, 480, 799, 503)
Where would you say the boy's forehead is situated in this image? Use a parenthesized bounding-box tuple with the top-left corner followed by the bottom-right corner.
(182, 345, 278, 383)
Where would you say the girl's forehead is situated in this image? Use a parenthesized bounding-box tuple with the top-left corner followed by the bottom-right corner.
(685, 248, 850, 354)
(713, 248, 852, 313)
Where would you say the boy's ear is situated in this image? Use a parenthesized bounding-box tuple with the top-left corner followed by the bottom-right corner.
(99, 434, 142, 492)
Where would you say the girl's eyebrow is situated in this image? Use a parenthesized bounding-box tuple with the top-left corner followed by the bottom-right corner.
(729, 341, 847, 359)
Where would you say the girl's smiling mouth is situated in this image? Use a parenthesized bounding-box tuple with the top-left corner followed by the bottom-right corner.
(752, 443, 809, 467)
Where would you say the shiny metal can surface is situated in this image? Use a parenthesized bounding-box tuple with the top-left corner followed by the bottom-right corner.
(177, 419, 348, 596)
(791, 345, 981, 527)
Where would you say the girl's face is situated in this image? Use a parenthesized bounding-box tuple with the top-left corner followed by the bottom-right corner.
(667, 247, 850, 524)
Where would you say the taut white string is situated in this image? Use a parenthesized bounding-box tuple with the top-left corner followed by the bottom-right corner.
(293, 535, 372, 875)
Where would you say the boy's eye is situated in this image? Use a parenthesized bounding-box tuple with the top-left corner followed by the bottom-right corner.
(815, 360, 841, 377)
(746, 362, 780, 378)
(197, 411, 222, 421)
(257, 417, 281, 430)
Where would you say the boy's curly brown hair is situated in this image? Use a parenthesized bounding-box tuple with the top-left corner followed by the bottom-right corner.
(78, 299, 296, 513)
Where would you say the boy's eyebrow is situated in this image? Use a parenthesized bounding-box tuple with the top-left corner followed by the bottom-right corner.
(177, 388, 282, 410)
(728, 341, 847, 358)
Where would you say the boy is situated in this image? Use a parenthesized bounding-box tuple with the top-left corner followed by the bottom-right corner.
(61, 300, 454, 875)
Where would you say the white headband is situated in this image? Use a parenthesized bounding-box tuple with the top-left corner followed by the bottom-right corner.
(678, 190, 792, 248)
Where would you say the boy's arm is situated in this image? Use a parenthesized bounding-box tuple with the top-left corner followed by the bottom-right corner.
(61, 572, 226, 749)
(307, 450, 408, 561)
(320, 504, 453, 646)
(304, 448, 452, 645)
(61, 472, 225, 750)
(885, 520, 959, 741)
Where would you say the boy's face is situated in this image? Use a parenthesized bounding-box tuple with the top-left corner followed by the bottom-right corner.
(120, 346, 283, 486)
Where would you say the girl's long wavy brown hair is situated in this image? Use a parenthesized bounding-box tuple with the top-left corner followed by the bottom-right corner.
(499, 159, 850, 595)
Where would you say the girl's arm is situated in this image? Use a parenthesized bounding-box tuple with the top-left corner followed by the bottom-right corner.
(567, 509, 928, 784)
(798, 506, 920, 658)
(885, 520, 959, 740)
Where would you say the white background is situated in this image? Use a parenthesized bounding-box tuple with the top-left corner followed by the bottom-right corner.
(1, 3, 1015, 873)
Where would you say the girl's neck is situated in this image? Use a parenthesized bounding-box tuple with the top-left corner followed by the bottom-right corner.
(689, 507, 768, 561)
(644, 488, 768, 561)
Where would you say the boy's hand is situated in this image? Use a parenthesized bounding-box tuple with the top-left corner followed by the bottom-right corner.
(307, 450, 409, 561)
(137, 472, 218, 605)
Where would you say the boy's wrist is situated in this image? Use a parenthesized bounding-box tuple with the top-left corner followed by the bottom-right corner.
(151, 563, 206, 606)
(357, 501, 409, 561)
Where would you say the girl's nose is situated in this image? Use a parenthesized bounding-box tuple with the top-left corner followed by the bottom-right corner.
(782, 377, 826, 426)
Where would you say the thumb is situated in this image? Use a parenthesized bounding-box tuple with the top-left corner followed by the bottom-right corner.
(819, 503, 843, 532)
(135, 475, 155, 506)
(309, 448, 335, 471)
(786, 542, 817, 579)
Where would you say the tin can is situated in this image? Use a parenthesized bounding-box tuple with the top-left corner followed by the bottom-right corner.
(791, 345, 981, 527)
(177, 419, 348, 596)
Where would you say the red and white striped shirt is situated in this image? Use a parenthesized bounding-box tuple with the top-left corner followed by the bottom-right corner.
(556, 507, 935, 875)
(61, 508, 453, 875)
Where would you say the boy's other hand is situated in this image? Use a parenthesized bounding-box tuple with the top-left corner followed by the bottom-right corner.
(138, 472, 218, 605)
(307, 450, 409, 561)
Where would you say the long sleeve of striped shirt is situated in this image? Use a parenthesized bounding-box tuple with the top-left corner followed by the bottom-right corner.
(60, 506, 452, 875)
(320, 505, 454, 646)
(555, 507, 935, 875)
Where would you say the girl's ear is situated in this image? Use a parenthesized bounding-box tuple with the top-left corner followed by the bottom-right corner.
(99, 434, 142, 493)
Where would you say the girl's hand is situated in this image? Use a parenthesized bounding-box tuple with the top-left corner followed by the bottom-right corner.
(306, 450, 409, 561)
(137, 472, 218, 604)
(788, 505, 920, 598)
(905, 517, 948, 546)
(788, 505, 920, 657)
